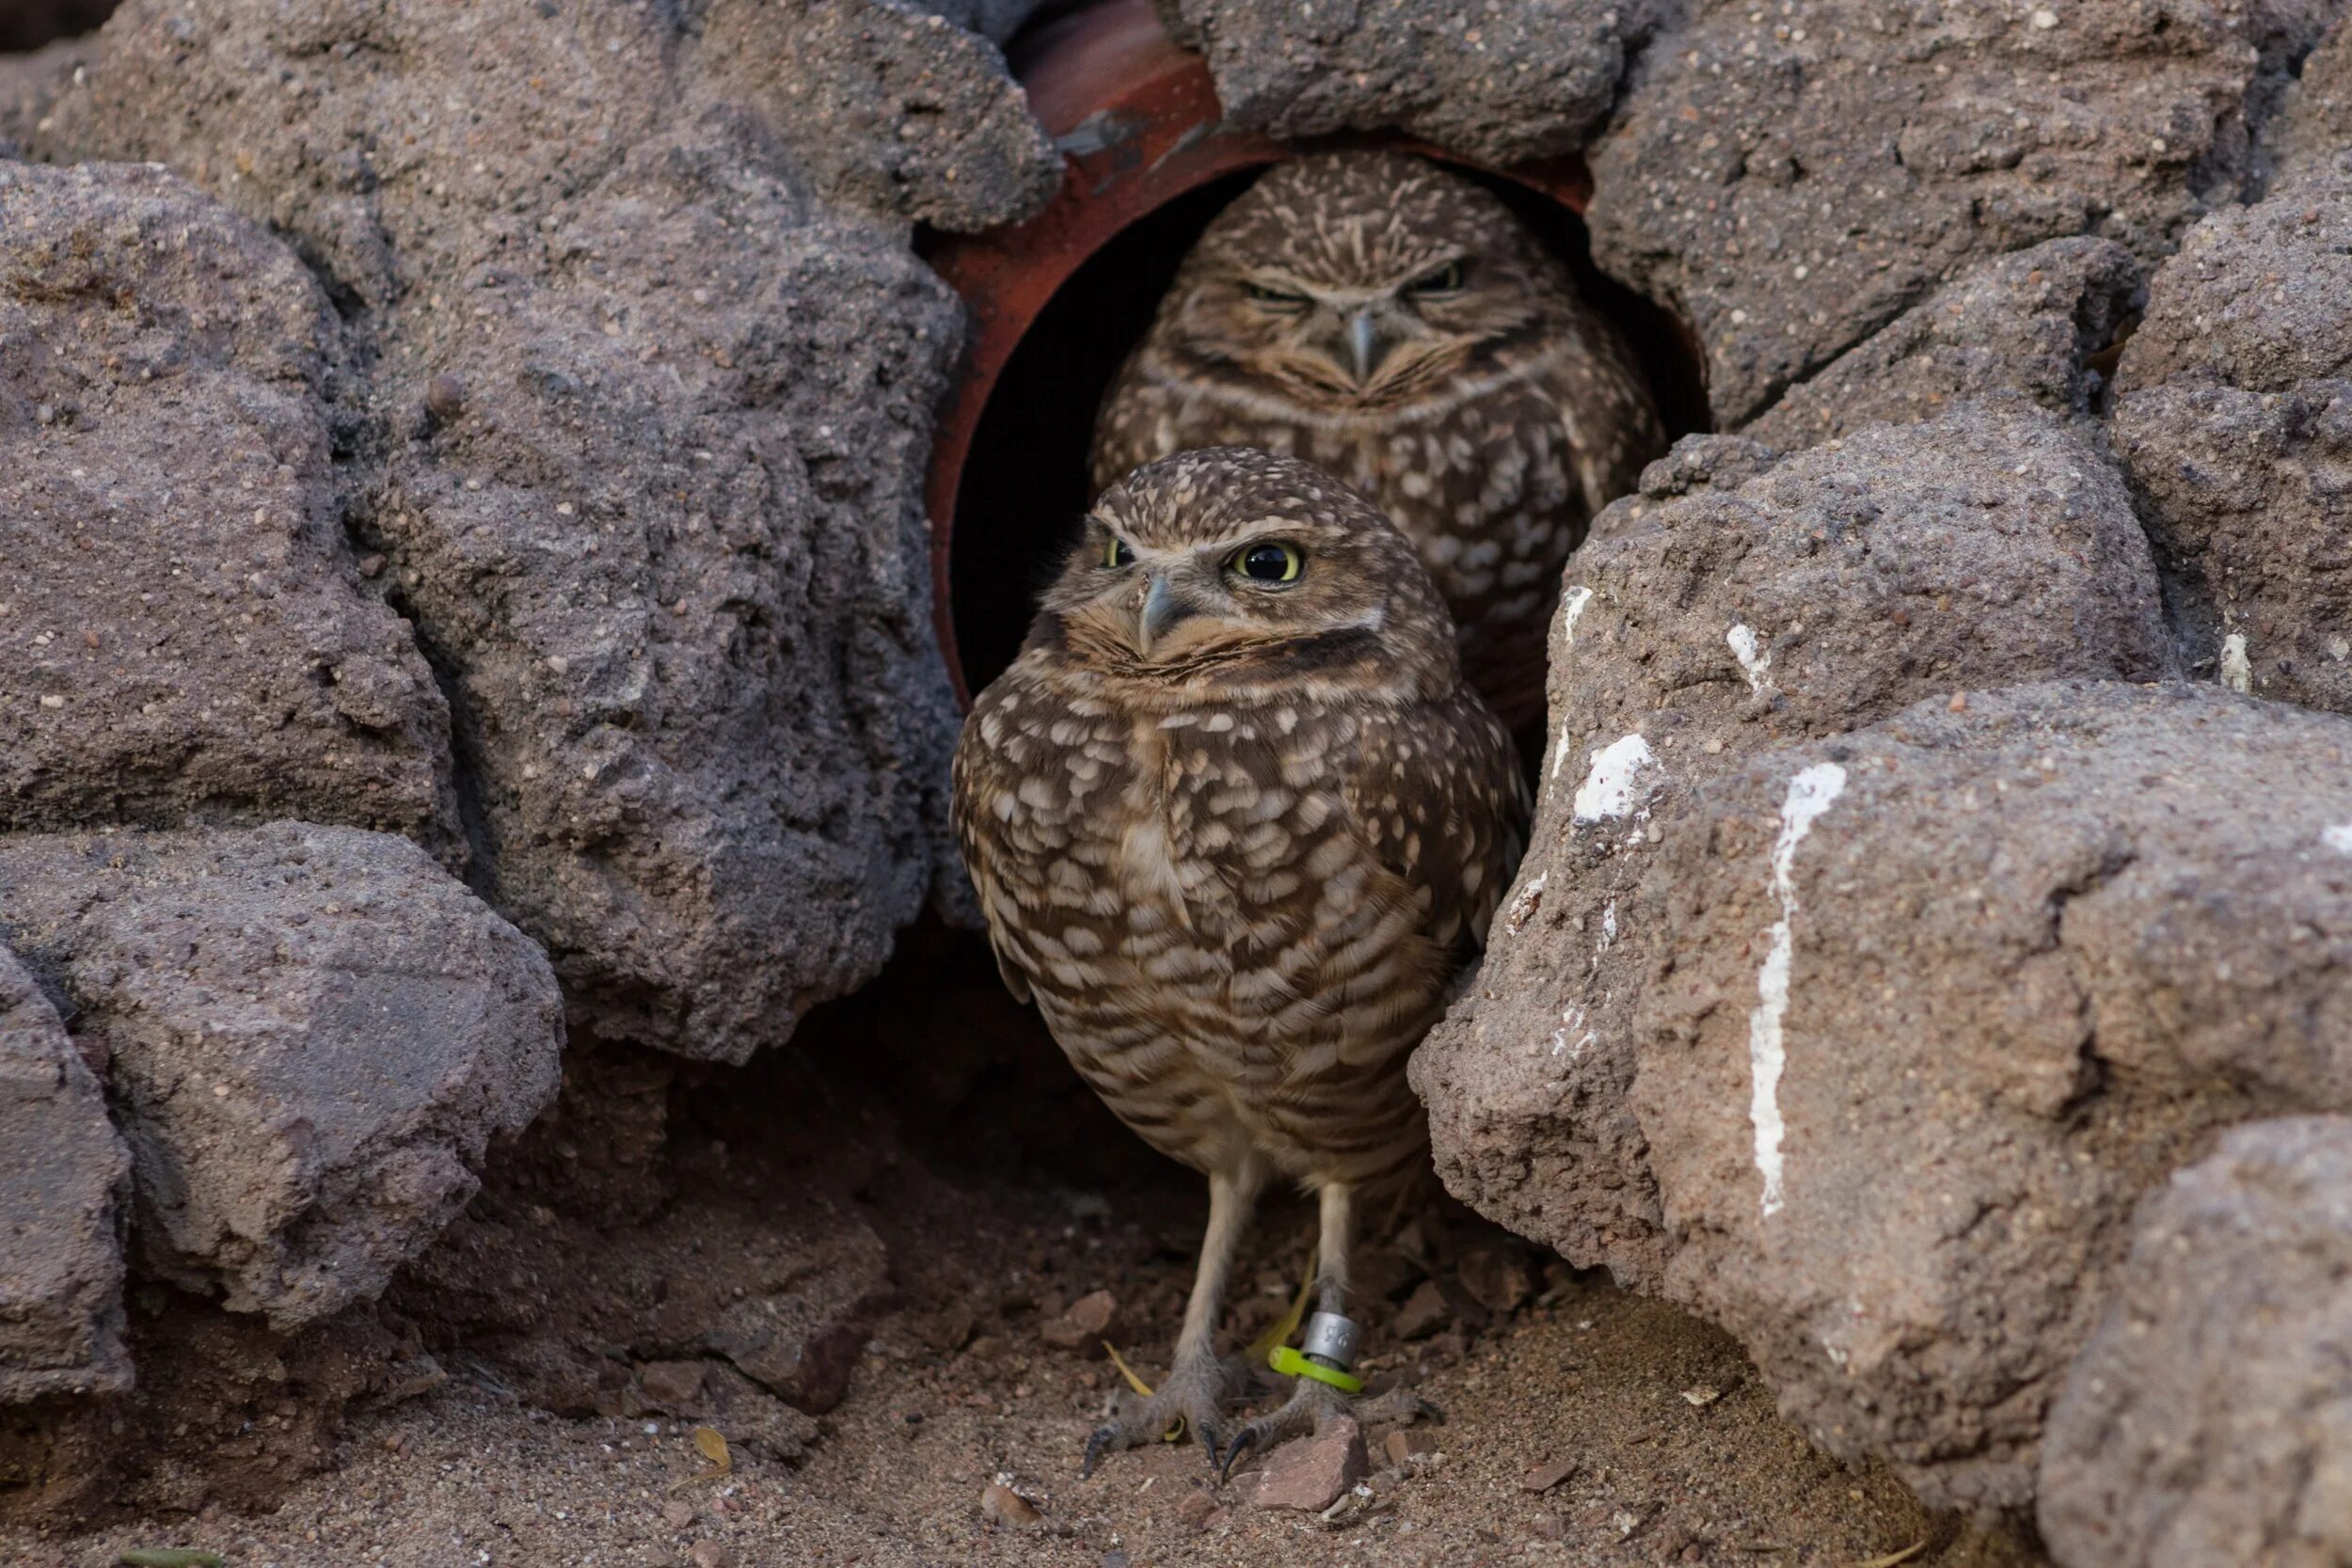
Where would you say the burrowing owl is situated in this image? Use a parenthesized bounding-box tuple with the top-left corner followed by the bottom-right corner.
(953, 448, 1529, 1477)
(1092, 150, 1663, 729)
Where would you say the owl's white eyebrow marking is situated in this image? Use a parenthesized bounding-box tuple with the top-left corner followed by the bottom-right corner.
(1748, 761, 1848, 1219)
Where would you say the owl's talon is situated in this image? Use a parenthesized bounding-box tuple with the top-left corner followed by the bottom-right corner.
(1217, 1372, 1357, 1485)
(1079, 1354, 1234, 1479)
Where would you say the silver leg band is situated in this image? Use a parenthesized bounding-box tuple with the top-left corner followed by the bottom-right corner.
(1300, 1310, 1362, 1370)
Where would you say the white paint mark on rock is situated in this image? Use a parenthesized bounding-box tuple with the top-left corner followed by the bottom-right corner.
(1598, 898, 1619, 953)
(1726, 623, 1772, 694)
(2220, 632, 2252, 694)
(1506, 870, 1548, 930)
(2325, 823, 2352, 856)
(1551, 731, 1577, 781)
(1560, 586, 1594, 645)
(1748, 761, 1848, 1219)
(1572, 735, 1660, 823)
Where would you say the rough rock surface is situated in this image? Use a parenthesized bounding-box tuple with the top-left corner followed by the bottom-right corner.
(0, 39, 90, 156)
(1417, 404, 2171, 1290)
(1624, 682, 2352, 1510)
(0, 823, 563, 1331)
(2110, 167, 2352, 715)
(2265, 14, 2352, 187)
(1161, 0, 1664, 166)
(1743, 237, 2143, 451)
(0, 161, 456, 850)
(35, 0, 1034, 1060)
(2040, 1117, 2352, 1568)
(696, 0, 1058, 232)
(0, 944, 130, 1403)
(1588, 0, 2335, 425)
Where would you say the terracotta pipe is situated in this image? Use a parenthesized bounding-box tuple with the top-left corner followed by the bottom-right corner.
(924, 0, 1595, 707)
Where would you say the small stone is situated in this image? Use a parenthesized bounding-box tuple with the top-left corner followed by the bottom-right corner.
(640, 1360, 707, 1407)
(980, 1482, 1041, 1527)
(660, 1498, 695, 1531)
(686, 1544, 731, 1568)
(1948, 691, 1968, 712)
(358, 553, 388, 578)
(1680, 1385, 1723, 1407)
(1039, 1288, 1120, 1354)
(1520, 1455, 1577, 1493)
(1392, 1279, 1451, 1339)
(423, 373, 468, 421)
(1249, 1417, 1368, 1512)
(1532, 1512, 1569, 1541)
(1175, 1487, 1220, 1530)
(1456, 1244, 1533, 1315)
(1382, 1427, 1438, 1469)
(1102, 1553, 1132, 1568)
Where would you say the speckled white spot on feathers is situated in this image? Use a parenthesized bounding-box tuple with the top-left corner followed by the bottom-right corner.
(1571, 735, 1659, 823)
(1748, 762, 1848, 1219)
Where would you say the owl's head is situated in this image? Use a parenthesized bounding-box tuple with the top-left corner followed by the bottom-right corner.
(1153, 151, 1568, 407)
(1036, 448, 1458, 693)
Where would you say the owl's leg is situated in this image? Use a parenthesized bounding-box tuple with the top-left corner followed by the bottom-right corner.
(1217, 1180, 1368, 1482)
(1081, 1155, 1264, 1479)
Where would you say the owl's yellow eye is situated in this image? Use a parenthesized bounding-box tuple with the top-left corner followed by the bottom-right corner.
(1406, 260, 1466, 297)
(1229, 541, 1303, 584)
(1241, 280, 1311, 312)
(1103, 536, 1135, 569)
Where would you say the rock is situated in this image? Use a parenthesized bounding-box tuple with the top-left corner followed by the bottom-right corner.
(2040, 1117, 2352, 1568)
(695, 0, 1058, 232)
(1391, 1280, 1451, 1341)
(1629, 682, 2352, 1511)
(0, 38, 91, 157)
(1415, 405, 2171, 1291)
(1164, 0, 1661, 166)
(37, 0, 990, 1064)
(660, 1497, 697, 1532)
(1520, 1455, 1577, 1493)
(686, 1543, 733, 1568)
(0, 161, 455, 851)
(2110, 167, 2352, 717)
(1742, 238, 2144, 451)
(1249, 1416, 1369, 1512)
(2265, 16, 2352, 191)
(979, 1481, 1041, 1527)
(1175, 1487, 1220, 1530)
(1588, 0, 2333, 424)
(1455, 1243, 1533, 1317)
(640, 1360, 708, 1410)
(0, 944, 131, 1402)
(1038, 1289, 1119, 1353)
(0, 823, 564, 1331)
(1382, 1427, 1437, 1469)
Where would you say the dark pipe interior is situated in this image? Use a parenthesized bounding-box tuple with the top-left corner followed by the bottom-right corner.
(946, 157, 1713, 700)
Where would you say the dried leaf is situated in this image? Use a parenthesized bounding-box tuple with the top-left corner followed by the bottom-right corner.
(1850, 1544, 1927, 1568)
(1245, 1250, 1317, 1367)
(1102, 1341, 1154, 1398)
(120, 1552, 226, 1568)
(691, 1426, 731, 1472)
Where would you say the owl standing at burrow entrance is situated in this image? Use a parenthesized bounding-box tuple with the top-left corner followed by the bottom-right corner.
(953, 448, 1528, 1477)
(1091, 150, 1663, 730)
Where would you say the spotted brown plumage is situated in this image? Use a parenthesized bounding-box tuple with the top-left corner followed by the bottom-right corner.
(952, 448, 1528, 1477)
(1090, 150, 1664, 729)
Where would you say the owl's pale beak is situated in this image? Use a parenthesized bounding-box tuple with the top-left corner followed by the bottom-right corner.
(1137, 572, 1200, 655)
(1344, 309, 1391, 385)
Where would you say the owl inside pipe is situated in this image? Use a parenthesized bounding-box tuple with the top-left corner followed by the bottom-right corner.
(1091, 150, 1664, 731)
(953, 448, 1530, 1479)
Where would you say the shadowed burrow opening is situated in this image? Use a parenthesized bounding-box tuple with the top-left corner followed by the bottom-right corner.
(0, 0, 118, 52)
(930, 154, 1711, 705)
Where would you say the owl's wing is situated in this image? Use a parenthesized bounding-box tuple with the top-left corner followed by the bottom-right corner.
(1544, 311, 1667, 519)
(1341, 694, 1532, 959)
(948, 698, 1037, 1006)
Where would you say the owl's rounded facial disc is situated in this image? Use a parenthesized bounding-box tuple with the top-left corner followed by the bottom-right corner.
(1041, 448, 1454, 683)
(1167, 152, 1558, 408)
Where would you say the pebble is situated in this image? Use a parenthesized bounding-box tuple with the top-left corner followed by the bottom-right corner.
(660, 1498, 696, 1531)
(1249, 1417, 1368, 1512)
(1457, 1244, 1533, 1315)
(1392, 1279, 1451, 1339)
(980, 1482, 1042, 1528)
(1382, 1427, 1438, 1469)
(1039, 1289, 1120, 1353)
(640, 1360, 707, 1407)
(1520, 1455, 1577, 1493)
(1175, 1487, 1221, 1531)
(423, 373, 468, 421)
(686, 1544, 731, 1568)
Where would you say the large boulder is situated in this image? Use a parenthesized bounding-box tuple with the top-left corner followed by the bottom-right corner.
(2039, 1116, 2352, 1568)
(1416, 404, 2171, 1290)
(2110, 166, 2352, 716)
(1588, 0, 2333, 425)
(0, 823, 564, 1332)
(0, 944, 131, 1404)
(0, 161, 456, 851)
(1624, 682, 2352, 1511)
(35, 0, 1036, 1060)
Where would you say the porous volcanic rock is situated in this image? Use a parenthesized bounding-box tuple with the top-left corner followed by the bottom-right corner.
(0, 943, 131, 1404)
(0, 161, 456, 850)
(695, 0, 1059, 231)
(1161, 0, 1662, 166)
(0, 822, 564, 1331)
(1588, 0, 2334, 425)
(1742, 237, 2143, 451)
(0, 39, 90, 155)
(38, 0, 1023, 1060)
(1632, 681, 2352, 1511)
(1416, 404, 2171, 1289)
(2110, 167, 2352, 715)
(2039, 1116, 2352, 1568)
(2265, 14, 2352, 188)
